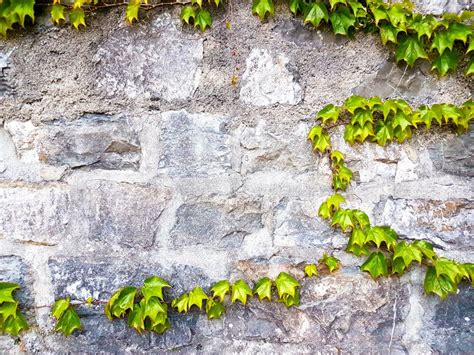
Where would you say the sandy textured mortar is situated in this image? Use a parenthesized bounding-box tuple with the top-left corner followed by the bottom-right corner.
(0, 0, 473, 352)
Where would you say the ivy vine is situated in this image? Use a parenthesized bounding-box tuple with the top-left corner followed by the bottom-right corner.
(1, 0, 473, 77)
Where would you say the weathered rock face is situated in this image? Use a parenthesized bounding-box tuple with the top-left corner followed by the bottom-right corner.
(0, 0, 473, 353)
(94, 14, 203, 101)
(6, 115, 141, 170)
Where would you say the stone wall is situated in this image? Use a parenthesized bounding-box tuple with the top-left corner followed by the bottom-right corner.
(0, 0, 473, 352)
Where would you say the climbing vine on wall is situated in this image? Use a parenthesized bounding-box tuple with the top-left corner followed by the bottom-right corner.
(1, 0, 473, 76)
(308, 95, 474, 298)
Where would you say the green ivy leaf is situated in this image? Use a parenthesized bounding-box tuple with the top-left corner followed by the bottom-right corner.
(424, 266, 456, 299)
(308, 126, 332, 152)
(288, 0, 303, 15)
(142, 276, 171, 302)
(374, 119, 394, 146)
(347, 0, 366, 18)
(125, 0, 140, 24)
(353, 122, 374, 143)
(317, 104, 341, 125)
(0, 302, 18, 320)
(360, 252, 389, 279)
(430, 30, 453, 55)
(253, 277, 272, 301)
(408, 14, 439, 40)
(393, 241, 423, 271)
(205, 298, 225, 319)
(447, 23, 471, 45)
(0, 282, 20, 304)
(252, 0, 274, 21)
(350, 227, 367, 246)
(231, 280, 253, 305)
(192, 0, 202, 7)
(365, 226, 398, 250)
(394, 125, 412, 143)
(10, 0, 35, 27)
(332, 208, 354, 231)
(150, 319, 171, 334)
(127, 301, 145, 334)
(395, 34, 429, 67)
(346, 236, 369, 256)
(460, 263, 474, 286)
(280, 289, 300, 307)
(275, 272, 300, 298)
(387, 4, 409, 29)
(370, 4, 388, 26)
(188, 287, 208, 310)
(411, 105, 438, 129)
(319, 253, 340, 273)
(304, 2, 329, 28)
(330, 150, 345, 164)
(180, 5, 196, 25)
(431, 49, 459, 77)
(143, 297, 167, 326)
(69, 8, 85, 29)
(304, 264, 318, 277)
(329, 0, 347, 11)
(3, 310, 28, 336)
(51, 4, 66, 25)
(51, 298, 70, 320)
(351, 109, 373, 126)
(194, 9, 212, 32)
(171, 293, 189, 313)
(344, 124, 356, 145)
(392, 110, 412, 131)
(344, 95, 368, 114)
(210, 280, 230, 302)
(434, 258, 463, 284)
(379, 23, 402, 45)
(55, 307, 81, 336)
(108, 286, 137, 319)
(439, 103, 463, 125)
(329, 6, 355, 36)
(382, 100, 399, 120)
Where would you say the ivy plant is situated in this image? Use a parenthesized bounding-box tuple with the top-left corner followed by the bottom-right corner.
(0, 282, 29, 336)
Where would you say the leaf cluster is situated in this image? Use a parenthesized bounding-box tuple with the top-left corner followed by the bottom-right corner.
(0, 282, 28, 336)
(51, 298, 82, 336)
(253, 0, 473, 76)
(105, 276, 171, 334)
(312, 96, 473, 150)
(180, 0, 221, 32)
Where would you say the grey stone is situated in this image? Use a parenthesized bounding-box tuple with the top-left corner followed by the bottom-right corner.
(0, 184, 70, 244)
(159, 110, 233, 178)
(5, 115, 141, 170)
(428, 126, 474, 177)
(353, 62, 431, 100)
(0, 50, 14, 97)
(430, 285, 474, 353)
(69, 181, 170, 248)
(273, 198, 334, 248)
(94, 14, 203, 101)
(411, 0, 472, 15)
(376, 197, 473, 250)
(0, 255, 31, 305)
(275, 19, 338, 48)
(170, 202, 263, 249)
(240, 49, 303, 106)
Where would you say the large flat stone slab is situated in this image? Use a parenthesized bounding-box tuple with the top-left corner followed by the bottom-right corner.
(159, 110, 233, 178)
(0, 184, 70, 244)
(69, 181, 170, 248)
(94, 14, 203, 101)
(5, 115, 141, 170)
(240, 49, 303, 106)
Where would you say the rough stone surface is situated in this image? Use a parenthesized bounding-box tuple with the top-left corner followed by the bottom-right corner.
(5, 115, 141, 170)
(158, 110, 233, 177)
(69, 181, 171, 248)
(0, 1, 472, 352)
(0, 184, 70, 244)
(240, 49, 303, 106)
(94, 14, 203, 101)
